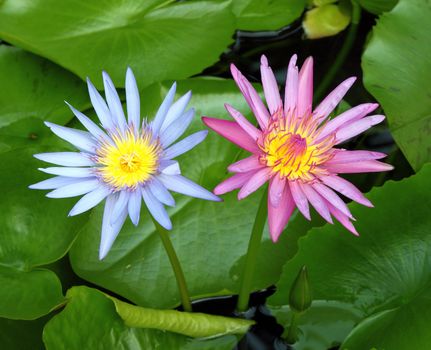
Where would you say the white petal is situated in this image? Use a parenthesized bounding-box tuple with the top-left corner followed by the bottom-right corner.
(34, 152, 95, 167)
(68, 186, 111, 216)
(125, 67, 140, 130)
(148, 178, 175, 207)
(142, 187, 172, 230)
(99, 194, 128, 260)
(128, 189, 142, 226)
(163, 130, 208, 160)
(46, 179, 101, 198)
(159, 174, 220, 202)
(103, 71, 127, 132)
(38, 167, 94, 178)
(87, 77, 114, 130)
(45, 122, 97, 153)
(151, 82, 177, 136)
(160, 91, 192, 132)
(160, 108, 194, 148)
(29, 176, 90, 190)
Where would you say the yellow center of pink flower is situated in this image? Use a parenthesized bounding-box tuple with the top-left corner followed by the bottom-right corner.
(97, 128, 160, 189)
(259, 113, 333, 181)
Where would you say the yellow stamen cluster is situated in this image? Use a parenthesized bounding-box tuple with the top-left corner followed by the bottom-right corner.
(259, 113, 333, 182)
(97, 129, 160, 189)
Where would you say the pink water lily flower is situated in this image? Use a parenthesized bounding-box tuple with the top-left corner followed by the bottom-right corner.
(203, 55, 393, 241)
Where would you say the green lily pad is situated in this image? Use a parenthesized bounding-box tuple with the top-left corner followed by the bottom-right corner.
(0, 0, 235, 89)
(362, 0, 431, 171)
(0, 46, 88, 129)
(358, 0, 398, 14)
(270, 164, 431, 349)
(0, 147, 88, 319)
(43, 286, 241, 350)
(232, 0, 305, 31)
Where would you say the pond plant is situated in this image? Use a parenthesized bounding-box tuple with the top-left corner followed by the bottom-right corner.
(0, 0, 430, 349)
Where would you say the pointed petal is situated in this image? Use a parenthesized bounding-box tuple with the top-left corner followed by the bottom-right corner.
(230, 64, 270, 129)
(312, 182, 352, 218)
(214, 171, 255, 195)
(289, 180, 310, 220)
(128, 189, 142, 226)
(335, 115, 385, 144)
(103, 71, 127, 132)
(202, 117, 260, 153)
(268, 184, 295, 242)
(327, 150, 387, 164)
(160, 108, 194, 148)
(163, 130, 207, 160)
(29, 176, 91, 190)
(300, 182, 333, 223)
(45, 122, 97, 153)
(159, 160, 181, 175)
(260, 55, 282, 114)
(34, 152, 95, 167)
(225, 104, 261, 140)
(38, 167, 94, 178)
(152, 82, 177, 136)
(313, 77, 356, 122)
(297, 57, 314, 118)
(99, 194, 128, 260)
(47, 179, 100, 198)
(68, 186, 110, 216)
(238, 167, 271, 200)
(87, 77, 114, 130)
(148, 177, 175, 207)
(284, 54, 299, 116)
(269, 174, 286, 207)
(327, 201, 358, 236)
(111, 190, 130, 225)
(228, 155, 263, 173)
(142, 187, 172, 230)
(65, 102, 109, 141)
(125, 67, 140, 130)
(320, 175, 373, 207)
(317, 103, 379, 141)
(324, 160, 394, 173)
(159, 174, 221, 202)
(161, 91, 192, 132)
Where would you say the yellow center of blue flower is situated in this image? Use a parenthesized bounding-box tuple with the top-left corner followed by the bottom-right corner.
(97, 129, 160, 189)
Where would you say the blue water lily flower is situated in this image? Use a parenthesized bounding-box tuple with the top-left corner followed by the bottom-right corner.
(30, 69, 220, 259)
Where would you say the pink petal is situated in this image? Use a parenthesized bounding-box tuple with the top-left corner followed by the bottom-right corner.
(228, 155, 263, 173)
(313, 77, 356, 122)
(326, 201, 358, 236)
(312, 182, 352, 219)
(268, 184, 295, 242)
(269, 174, 286, 207)
(284, 54, 298, 116)
(327, 150, 387, 164)
(324, 160, 394, 174)
(319, 175, 373, 207)
(289, 180, 310, 220)
(230, 64, 270, 129)
(225, 103, 261, 140)
(297, 56, 314, 118)
(317, 103, 379, 141)
(214, 171, 255, 195)
(300, 182, 333, 223)
(238, 167, 272, 200)
(335, 115, 385, 144)
(260, 55, 282, 114)
(202, 117, 259, 153)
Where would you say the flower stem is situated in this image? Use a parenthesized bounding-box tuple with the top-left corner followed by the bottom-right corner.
(313, 0, 362, 104)
(286, 312, 300, 344)
(236, 188, 268, 312)
(153, 219, 192, 312)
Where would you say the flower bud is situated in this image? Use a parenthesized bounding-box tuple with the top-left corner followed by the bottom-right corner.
(289, 266, 312, 313)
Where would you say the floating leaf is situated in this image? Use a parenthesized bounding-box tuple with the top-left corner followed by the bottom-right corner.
(357, 0, 397, 14)
(362, 0, 431, 171)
